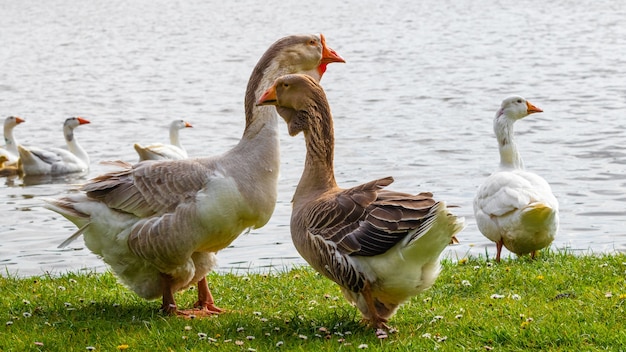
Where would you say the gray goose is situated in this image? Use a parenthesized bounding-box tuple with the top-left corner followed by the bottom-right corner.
(257, 74, 465, 331)
(44, 34, 345, 316)
(18, 117, 91, 176)
(134, 119, 193, 161)
(473, 96, 559, 262)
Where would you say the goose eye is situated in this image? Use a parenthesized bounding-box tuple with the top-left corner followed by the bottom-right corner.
(282, 83, 289, 88)
(517, 99, 523, 103)
(308, 39, 317, 46)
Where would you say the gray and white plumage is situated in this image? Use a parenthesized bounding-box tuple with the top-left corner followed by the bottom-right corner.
(44, 34, 345, 315)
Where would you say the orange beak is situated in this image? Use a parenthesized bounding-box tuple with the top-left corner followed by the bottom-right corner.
(15, 117, 25, 124)
(185, 121, 193, 128)
(526, 101, 543, 114)
(318, 34, 345, 77)
(76, 117, 91, 125)
(320, 34, 345, 64)
(257, 85, 278, 106)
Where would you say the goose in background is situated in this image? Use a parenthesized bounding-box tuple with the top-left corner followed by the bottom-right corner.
(44, 34, 345, 316)
(473, 96, 559, 262)
(18, 117, 90, 176)
(257, 74, 464, 331)
(0, 116, 26, 166)
(0, 155, 20, 177)
(134, 119, 193, 161)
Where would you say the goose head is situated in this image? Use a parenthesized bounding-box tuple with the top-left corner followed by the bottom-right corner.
(63, 117, 90, 142)
(4, 116, 25, 130)
(495, 95, 543, 121)
(270, 34, 345, 82)
(257, 74, 327, 136)
(170, 119, 193, 130)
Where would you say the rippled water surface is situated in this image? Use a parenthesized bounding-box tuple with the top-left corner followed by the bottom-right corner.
(1, 0, 625, 277)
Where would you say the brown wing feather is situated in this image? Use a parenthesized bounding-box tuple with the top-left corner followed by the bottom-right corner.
(305, 176, 439, 257)
(82, 159, 211, 217)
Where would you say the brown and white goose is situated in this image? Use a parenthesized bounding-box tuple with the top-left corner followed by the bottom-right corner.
(44, 34, 345, 316)
(257, 74, 465, 331)
(134, 119, 193, 161)
(473, 96, 559, 262)
(0, 116, 26, 166)
(18, 117, 90, 176)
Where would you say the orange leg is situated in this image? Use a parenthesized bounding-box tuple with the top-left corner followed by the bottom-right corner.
(360, 282, 391, 331)
(193, 276, 224, 314)
(160, 273, 178, 315)
(495, 240, 503, 263)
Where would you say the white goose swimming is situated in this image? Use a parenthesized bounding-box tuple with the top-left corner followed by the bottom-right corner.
(473, 96, 559, 262)
(44, 34, 345, 316)
(134, 119, 193, 161)
(0, 116, 26, 166)
(258, 74, 465, 331)
(18, 117, 90, 176)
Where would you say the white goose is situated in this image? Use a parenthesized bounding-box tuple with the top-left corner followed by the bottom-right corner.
(18, 117, 90, 176)
(0, 116, 26, 166)
(44, 34, 345, 316)
(473, 96, 559, 262)
(257, 74, 465, 331)
(134, 119, 193, 161)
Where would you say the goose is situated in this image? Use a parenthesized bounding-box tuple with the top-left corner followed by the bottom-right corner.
(0, 155, 20, 177)
(0, 116, 26, 166)
(134, 119, 193, 161)
(257, 74, 465, 331)
(473, 95, 559, 262)
(18, 117, 91, 176)
(44, 34, 345, 316)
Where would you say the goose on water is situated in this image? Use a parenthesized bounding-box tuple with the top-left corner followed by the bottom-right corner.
(18, 117, 90, 176)
(134, 119, 193, 161)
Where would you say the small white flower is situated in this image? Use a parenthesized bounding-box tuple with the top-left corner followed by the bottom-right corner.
(260, 318, 268, 323)
(436, 335, 448, 342)
(85, 347, 96, 351)
(462, 280, 471, 287)
(246, 336, 255, 340)
(64, 302, 72, 307)
(276, 341, 284, 347)
(486, 262, 493, 267)
(198, 332, 207, 339)
(58, 286, 66, 291)
(253, 311, 262, 316)
(6, 321, 14, 326)
(421, 332, 432, 339)
(599, 263, 609, 268)
(22, 299, 30, 305)
(208, 337, 217, 343)
(490, 294, 505, 299)
(184, 326, 192, 331)
(23, 312, 32, 318)
(298, 334, 308, 340)
(511, 294, 521, 300)
(264, 332, 270, 337)
(358, 343, 369, 349)
(237, 327, 245, 332)
(455, 314, 463, 319)
(605, 292, 613, 298)
(69, 279, 77, 284)
(473, 265, 481, 270)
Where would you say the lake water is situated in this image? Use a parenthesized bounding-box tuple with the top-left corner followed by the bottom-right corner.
(1, 0, 625, 277)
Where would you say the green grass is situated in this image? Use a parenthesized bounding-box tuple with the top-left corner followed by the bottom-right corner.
(2, 251, 625, 351)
